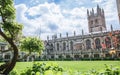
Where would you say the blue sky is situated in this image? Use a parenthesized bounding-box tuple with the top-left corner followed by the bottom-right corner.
(14, 0, 120, 40)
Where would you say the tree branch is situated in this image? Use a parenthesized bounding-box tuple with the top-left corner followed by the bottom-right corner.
(0, 50, 11, 53)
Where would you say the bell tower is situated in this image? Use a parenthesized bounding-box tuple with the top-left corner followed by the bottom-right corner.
(87, 5, 106, 33)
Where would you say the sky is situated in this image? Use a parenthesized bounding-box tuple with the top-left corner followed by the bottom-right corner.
(14, 0, 120, 40)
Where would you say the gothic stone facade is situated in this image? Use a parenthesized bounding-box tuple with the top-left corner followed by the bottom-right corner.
(44, 31, 120, 60)
(43, 6, 120, 60)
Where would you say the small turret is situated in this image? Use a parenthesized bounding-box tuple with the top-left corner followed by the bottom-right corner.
(97, 4, 99, 12)
(102, 8, 104, 15)
(92, 8, 94, 15)
(82, 29, 84, 35)
(47, 36, 49, 40)
(74, 31, 76, 36)
(97, 4, 101, 15)
(66, 32, 68, 37)
(111, 24, 113, 32)
(87, 9, 89, 16)
(60, 33, 62, 38)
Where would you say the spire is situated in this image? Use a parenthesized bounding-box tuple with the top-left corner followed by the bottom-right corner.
(60, 33, 62, 38)
(74, 31, 76, 36)
(97, 4, 100, 15)
(102, 8, 104, 15)
(82, 29, 84, 35)
(111, 24, 113, 32)
(66, 32, 68, 37)
(92, 8, 94, 15)
(47, 35, 49, 40)
(90, 11, 92, 15)
(54, 34, 57, 39)
(97, 4, 99, 9)
(87, 9, 89, 16)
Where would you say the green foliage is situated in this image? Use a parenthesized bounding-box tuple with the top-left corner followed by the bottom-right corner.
(103, 64, 120, 75)
(20, 37, 44, 54)
(0, 36, 5, 42)
(3, 22, 23, 40)
(3, 61, 119, 75)
(9, 69, 18, 75)
(20, 62, 64, 75)
(0, 0, 23, 40)
(18, 62, 120, 75)
(0, 0, 15, 20)
(0, 0, 23, 74)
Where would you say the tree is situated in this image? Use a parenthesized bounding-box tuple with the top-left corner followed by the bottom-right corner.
(0, 0, 23, 74)
(0, 36, 5, 42)
(20, 37, 44, 61)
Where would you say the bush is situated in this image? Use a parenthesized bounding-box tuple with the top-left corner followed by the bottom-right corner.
(9, 69, 18, 75)
(20, 62, 64, 75)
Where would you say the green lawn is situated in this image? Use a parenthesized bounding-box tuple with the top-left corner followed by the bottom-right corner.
(1, 61, 120, 74)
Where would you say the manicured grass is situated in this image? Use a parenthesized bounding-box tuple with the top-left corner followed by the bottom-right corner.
(56, 61, 120, 72)
(1, 61, 120, 74)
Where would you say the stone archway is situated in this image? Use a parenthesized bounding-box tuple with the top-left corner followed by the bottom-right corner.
(66, 55, 71, 58)
(84, 54, 89, 58)
(74, 55, 79, 60)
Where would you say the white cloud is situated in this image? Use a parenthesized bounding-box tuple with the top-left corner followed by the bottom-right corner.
(15, 2, 88, 40)
(92, 0, 104, 3)
(15, 0, 120, 40)
(100, 0, 120, 31)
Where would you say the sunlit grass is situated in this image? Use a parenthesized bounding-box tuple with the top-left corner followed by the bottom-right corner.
(1, 61, 120, 74)
(16, 61, 120, 74)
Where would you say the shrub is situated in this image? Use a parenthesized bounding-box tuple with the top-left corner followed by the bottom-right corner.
(9, 69, 18, 75)
(20, 62, 64, 75)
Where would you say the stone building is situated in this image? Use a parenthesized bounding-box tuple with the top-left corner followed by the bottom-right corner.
(43, 6, 120, 60)
(116, 0, 120, 23)
(0, 42, 13, 61)
(87, 5, 106, 33)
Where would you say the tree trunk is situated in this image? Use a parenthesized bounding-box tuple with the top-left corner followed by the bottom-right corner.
(3, 41, 18, 74)
(0, 29, 18, 74)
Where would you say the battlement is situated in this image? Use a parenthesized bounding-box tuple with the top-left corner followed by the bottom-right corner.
(87, 5, 106, 33)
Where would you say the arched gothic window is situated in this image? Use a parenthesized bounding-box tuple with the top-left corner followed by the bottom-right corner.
(95, 19, 98, 24)
(63, 42, 66, 50)
(50, 44, 53, 50)
(105, 37, 111, 48)
(57, 43, 59, 51)
(70, 41, 73, 50)
(95, 38, 101, 49)
(86, 39, 91, 50)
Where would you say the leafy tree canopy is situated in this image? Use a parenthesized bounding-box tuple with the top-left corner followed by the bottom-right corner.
(0, 0, 23, 41)
(0, 0, 23, 74)
(20, 37, 44, 54)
